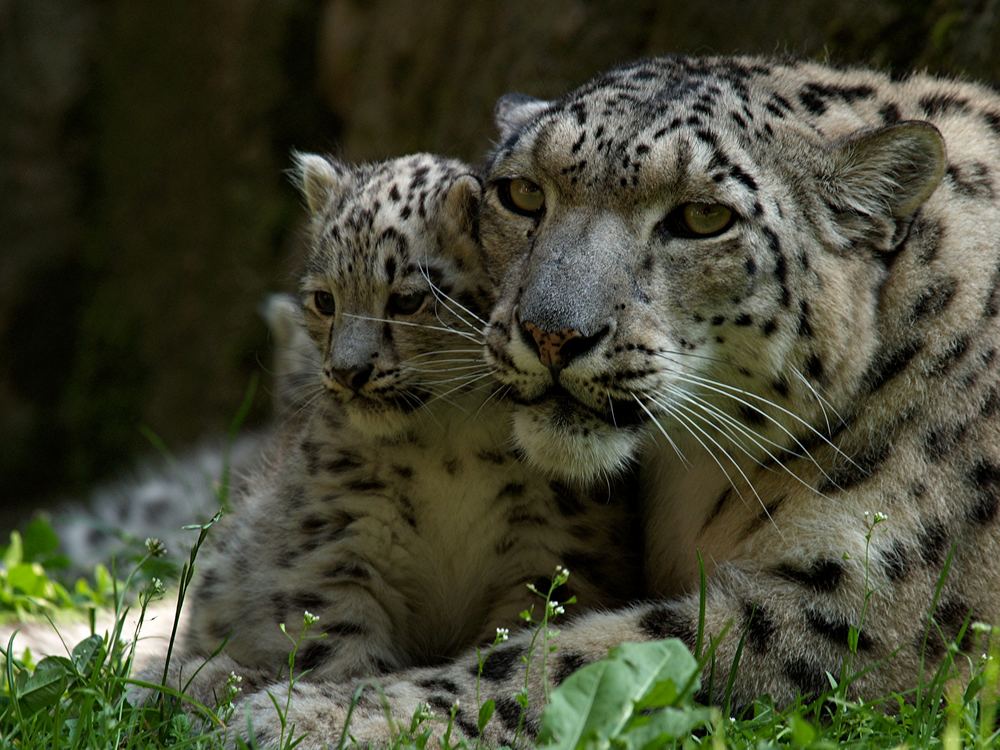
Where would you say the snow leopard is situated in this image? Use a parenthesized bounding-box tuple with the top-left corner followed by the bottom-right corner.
(231, 56, 1000, 748)
(147, 152, 641, 709)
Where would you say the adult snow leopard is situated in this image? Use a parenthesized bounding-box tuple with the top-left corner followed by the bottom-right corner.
(149, 153, 640, 709)
(232, 56, 1000, 748)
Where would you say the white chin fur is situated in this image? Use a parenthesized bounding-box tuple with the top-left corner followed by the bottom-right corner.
(511, 407, 639, 483)
(345, 405, 413, 438)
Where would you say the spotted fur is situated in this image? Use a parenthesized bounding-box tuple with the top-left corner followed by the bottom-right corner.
(147, 154, 640, 713)
(234, 57, 1000, 749)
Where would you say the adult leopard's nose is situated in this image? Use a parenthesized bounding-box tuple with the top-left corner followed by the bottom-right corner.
(517, 315, 610, 371)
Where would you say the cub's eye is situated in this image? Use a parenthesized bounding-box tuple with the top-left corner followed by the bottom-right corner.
(388, 291, 427, 316)
(673, 202, 735, 238)
(313, 290, 336, 316)
(497, 178, 545, 217)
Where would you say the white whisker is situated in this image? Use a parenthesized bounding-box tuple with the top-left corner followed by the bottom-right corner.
(664, 384, 801, 463)
(645, 392, 778, 534)
(403, 362, 489, 374)
(649, 352, 856, 474)
(790, 367, 848, 434)
(660, 389, 769, 470)
(417, 261, 489, 330)
(343, 312, 480, 342)
(417, 368, 492, 385)
(423, 371, 495, 405)
(607, 392, 619, 429)
(631, 394, 689, 468)
(474, 384, 511, 420)
(665, 369, 847, 485)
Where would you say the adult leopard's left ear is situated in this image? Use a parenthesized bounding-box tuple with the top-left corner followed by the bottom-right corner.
(494, 93, 551, 141)
(827, 121, 946, 221)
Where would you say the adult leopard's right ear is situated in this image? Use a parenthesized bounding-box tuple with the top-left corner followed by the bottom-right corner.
(494, 93, 551, 141)
(290, 151, 352, 214)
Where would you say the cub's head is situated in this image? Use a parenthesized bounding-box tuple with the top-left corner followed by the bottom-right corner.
(481, 57, 945, 482)
(292, 153, 487, 436)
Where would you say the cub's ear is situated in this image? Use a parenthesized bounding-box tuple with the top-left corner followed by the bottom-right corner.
(290, 151, 351, 214)
(258, 293, 318, 417)
(440, 174, 483, 266)
(258, 293, 305, 349)
(826, 121, 946, 221)
(441, 174, 482, 240)
(494, 93, 551, 141)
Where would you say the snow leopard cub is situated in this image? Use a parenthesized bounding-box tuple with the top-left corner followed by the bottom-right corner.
(155, 153, 641, 705)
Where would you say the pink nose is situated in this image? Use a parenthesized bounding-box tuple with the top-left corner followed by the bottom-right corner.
(519, 319, 589, 370)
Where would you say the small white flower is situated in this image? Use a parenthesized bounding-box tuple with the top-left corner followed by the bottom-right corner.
(414, 703, 434, 720)
(145, 537, 167, 557)
(874, 511, 888, 523)
(149, 577, 165, 596)
(496, 627, 510, 643)
(303, 610, 320, 627)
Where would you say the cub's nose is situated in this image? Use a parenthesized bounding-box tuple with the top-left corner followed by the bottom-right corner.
(331, 364, 374, 392)
(518, 317, 607, 371)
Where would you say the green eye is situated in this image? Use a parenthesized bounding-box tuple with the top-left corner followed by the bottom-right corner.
(497, 178, 545, 217)
(388, 291, 427, 316)
(678, 203, 735, 236)
(658, 202, 736, 239)
(313, 290, 336, 315)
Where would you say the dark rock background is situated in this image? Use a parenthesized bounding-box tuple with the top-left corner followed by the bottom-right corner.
(2, 0, 997, 531)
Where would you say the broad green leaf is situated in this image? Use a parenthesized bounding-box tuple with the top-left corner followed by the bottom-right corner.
(16, 656, 69, 713)
(789, 713, 817, 747)
(72, 635, 106, 679)
(478, 697, 496, 733)
(537, 639, 699, 750)
(93, 564, 114, 598)
(21, 517, 61, 563)
(617, 706, 713, 750)
(7, 563, 49, 597)
(2, 532, 23, 569)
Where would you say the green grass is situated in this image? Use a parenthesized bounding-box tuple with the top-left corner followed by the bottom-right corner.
(2, 517, 999, 749)
(1, 411, 998, 748)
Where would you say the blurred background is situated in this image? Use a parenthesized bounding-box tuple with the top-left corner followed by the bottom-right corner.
(2, 0, 998, 534)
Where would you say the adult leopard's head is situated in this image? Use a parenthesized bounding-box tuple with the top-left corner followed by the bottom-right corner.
(292, 153, 487, 437)
(481, 57, 945, 482)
